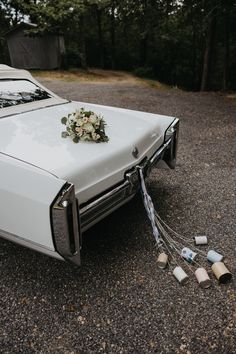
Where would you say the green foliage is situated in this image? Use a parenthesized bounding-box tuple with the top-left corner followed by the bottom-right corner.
(1, 0, 236, 90)
(61, 117, 67, 125)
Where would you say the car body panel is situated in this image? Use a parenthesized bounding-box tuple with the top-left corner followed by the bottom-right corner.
(0, 153, 65, 250)
(0, 65, 179, 265)
(0, 101, 174, 204)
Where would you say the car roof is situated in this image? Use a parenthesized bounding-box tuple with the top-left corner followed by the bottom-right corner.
(0, 64, 37, 81)
(0, 65, 68, 118)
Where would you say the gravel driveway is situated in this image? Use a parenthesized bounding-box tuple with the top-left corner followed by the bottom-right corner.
(0, 76, 235, 354)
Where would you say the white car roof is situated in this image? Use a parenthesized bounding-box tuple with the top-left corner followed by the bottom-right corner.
(0, 65, 68, 118)
(0, 64, 39, 81)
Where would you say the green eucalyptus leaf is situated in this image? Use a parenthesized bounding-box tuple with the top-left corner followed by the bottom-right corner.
(61, 131, 68, 138)
(73, 136, 80, 143)
(61, 117, 67, 125)
(84, 111, 91, 117)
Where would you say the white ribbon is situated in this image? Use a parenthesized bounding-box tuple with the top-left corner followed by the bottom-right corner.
(138, 168, 161, 246)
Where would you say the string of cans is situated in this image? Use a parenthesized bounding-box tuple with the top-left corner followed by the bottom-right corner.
(138, 168, 232, 288)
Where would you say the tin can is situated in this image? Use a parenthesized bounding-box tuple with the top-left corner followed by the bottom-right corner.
(181, 247, 197, 263)
(194, 236, 208, 245)
(207, 250, 223, 263)
(173, 266, 189, 284)
(195, 267, 211, 288)
(157, 253, 168, 269)
(212, 262, 232, 284)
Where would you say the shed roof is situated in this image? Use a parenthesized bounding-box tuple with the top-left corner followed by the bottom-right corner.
(4, 22, 37, 36)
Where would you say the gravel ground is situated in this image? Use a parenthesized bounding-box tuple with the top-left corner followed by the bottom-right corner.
(0, 77, 236, 354)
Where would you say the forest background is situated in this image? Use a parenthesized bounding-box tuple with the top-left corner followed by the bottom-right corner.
(0, 0, 236, 91)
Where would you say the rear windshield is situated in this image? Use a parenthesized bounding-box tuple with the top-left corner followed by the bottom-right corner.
(0, 79, 51, 108)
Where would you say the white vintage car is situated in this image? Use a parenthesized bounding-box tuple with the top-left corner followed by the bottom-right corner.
(0, 64, 179, 266)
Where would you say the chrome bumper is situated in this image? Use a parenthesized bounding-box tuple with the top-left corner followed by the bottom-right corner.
(51, 118, 179, 266)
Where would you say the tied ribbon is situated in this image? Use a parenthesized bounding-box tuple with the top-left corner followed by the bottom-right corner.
(138, 167, 161, 246)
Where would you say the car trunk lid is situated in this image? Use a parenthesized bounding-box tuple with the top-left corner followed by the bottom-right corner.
(0, 101, 174, 203)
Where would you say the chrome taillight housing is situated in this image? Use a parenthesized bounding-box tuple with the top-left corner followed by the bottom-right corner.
(51, 183, 81, 266)
(163, 118, 179, 169)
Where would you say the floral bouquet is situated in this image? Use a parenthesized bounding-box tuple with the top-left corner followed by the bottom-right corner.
(61, 108, 109, 143)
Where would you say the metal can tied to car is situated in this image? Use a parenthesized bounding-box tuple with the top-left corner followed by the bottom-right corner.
(157, 252, 168, 269)
(173, 266, 189, 284)
(207, 250, 223, 263)
(212, 262, 232, 284)
(194, 236, 208, 245)
(181, 247, 197, 263)
(195, 267, 211, 288)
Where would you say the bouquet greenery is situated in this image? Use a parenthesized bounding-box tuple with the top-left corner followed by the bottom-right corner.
(61, 108, 109, 143)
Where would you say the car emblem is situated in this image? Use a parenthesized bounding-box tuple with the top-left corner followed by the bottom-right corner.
(132, 147, 139, 158)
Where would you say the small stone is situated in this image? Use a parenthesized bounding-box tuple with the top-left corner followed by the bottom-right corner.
(180, 343, 186, 350)
(77, 316, 85, 324)
(63, 304, 77, 312)
(20, 297, 28, 305)
(149, 340, 156, 348)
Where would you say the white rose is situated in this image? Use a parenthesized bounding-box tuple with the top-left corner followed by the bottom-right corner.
(75, 127, 83, 136)
(80, 134, 91, 141)
(83, 123, 95, 133)
(88, 114, 97, 124)
(82, 117, 89, 123)
(92, 132, 97, 140)
(76, 118, 83, 126)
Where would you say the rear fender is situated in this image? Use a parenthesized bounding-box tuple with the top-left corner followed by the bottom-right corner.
(0, 154, 81, 265)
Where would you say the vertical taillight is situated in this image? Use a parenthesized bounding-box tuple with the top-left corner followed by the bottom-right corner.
(51, 183, 81, 266)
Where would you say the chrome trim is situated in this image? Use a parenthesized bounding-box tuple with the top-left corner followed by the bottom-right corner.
(164, 118, 179, 142)
(149, 139, 171, 169)
(81, 180, 130, 215)
(163, 118, 179, 169)
(0, 229, 63, 260)
(132, 147, 139, 159)
(80, 180, 134, 230)
(51, 183, 81, 266)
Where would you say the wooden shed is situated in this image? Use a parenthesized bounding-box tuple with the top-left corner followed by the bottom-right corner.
(5, 22, 65, 70)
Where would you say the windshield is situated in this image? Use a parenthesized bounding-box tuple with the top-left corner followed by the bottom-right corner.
(0, 80, 51, 108)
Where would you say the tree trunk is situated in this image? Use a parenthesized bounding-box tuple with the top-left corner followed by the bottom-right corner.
(79, 14, 87, 70)
(139, 32, 148, 67)
(139, 0, 148, 67)
(200, 9, 217, 91)
(110, 1, 116, 69)
(96, 6, 105, 68)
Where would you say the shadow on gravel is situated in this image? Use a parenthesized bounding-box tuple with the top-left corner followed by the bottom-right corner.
(0, 181, 176, 287)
